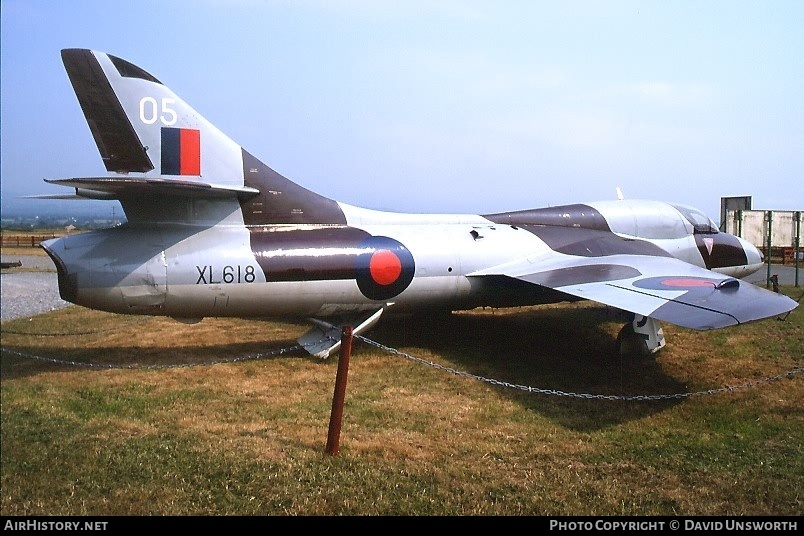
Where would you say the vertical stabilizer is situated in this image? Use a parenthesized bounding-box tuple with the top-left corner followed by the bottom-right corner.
(60, 49, 346, 225)
(62, 49, 154, 173)
(62, 48, 244, 187)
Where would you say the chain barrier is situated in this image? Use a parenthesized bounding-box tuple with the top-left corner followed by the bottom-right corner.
(354, 335, 803, 402)
(0, 344, 308, 370)
(2, 326, 801, 401)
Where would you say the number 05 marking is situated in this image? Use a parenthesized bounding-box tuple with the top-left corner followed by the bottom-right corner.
(139, 97, 177, 126)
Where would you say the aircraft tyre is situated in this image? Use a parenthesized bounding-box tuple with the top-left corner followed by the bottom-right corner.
(615, 323, 653, 359)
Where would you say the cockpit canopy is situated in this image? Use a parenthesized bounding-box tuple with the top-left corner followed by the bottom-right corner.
(587, 200, 719, 239)
(671, 204, 719, 234)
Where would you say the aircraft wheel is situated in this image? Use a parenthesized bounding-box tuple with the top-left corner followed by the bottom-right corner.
(615, 323, 652, 359)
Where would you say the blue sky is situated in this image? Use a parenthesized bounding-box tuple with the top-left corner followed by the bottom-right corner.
(2, 0, 803, 222)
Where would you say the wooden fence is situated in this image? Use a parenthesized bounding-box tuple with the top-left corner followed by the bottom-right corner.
(0, 235, 59, 248)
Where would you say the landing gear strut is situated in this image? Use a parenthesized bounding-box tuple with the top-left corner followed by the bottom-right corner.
(616, 314, 665, 358)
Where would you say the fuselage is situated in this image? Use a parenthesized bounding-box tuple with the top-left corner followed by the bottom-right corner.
(42, 199, 764, 320)
(35, 47, 799, 361)
(43, 49, 767, 325)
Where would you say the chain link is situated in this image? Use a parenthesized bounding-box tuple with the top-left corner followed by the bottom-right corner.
(354, 335, 803, 402)
(1, 328, 800, 401)
(0, 344, 310, 370)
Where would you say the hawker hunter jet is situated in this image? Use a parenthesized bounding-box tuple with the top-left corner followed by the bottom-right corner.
(41, 49, 797, 358)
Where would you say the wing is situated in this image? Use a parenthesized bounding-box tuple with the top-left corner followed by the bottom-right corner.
(469, 252, 797, 330)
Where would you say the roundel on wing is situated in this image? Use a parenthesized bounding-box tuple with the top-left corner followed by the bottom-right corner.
(633, 276, 721, 291)
(355, 236, 415, 300)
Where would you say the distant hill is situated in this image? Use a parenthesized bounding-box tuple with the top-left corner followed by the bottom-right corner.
(1, 188, 125, 229)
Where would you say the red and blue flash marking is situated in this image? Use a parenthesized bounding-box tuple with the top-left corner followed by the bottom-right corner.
(161, 127, 201, 176)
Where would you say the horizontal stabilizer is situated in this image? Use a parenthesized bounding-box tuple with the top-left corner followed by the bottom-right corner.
(24, 193, 97, 200)
(45, 177, 260, 200)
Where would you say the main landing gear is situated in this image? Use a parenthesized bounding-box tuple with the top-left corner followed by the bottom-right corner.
(615, 314, 665, 358)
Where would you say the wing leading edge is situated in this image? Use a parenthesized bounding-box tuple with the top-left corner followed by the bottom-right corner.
(469, 253, 797, 330)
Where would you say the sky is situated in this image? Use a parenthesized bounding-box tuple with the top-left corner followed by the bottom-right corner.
(2, 0, 803, 223)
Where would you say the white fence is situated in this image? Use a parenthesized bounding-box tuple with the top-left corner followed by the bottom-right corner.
(724, 209, 801, 255)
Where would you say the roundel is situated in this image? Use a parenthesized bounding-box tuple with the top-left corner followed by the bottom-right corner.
(633, 276, 720, 291)
(355, 236, 415, 300)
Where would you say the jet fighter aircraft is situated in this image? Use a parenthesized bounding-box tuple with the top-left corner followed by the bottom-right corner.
(41, 49, 797, 358)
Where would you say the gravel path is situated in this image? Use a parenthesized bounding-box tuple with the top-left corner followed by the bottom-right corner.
(1, 255, 70, 321)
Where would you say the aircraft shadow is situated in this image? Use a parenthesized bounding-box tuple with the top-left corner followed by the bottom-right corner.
(1, 309, 688, 431)
(367, 305, 689, 431)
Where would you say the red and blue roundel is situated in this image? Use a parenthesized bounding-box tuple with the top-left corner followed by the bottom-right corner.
(633, 276, 721, 291)
(355, 236, 415, 300)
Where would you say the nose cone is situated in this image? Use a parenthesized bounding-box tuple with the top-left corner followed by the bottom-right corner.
(705, 233, 765, 278)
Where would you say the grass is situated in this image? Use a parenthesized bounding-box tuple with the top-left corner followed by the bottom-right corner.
(1, 291, 802, 516)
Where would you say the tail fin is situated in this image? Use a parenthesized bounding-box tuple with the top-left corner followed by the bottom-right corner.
(58, 49, 345, 225)
(62, 48, 242, 183)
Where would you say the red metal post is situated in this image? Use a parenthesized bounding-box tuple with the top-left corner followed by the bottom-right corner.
(326, 325, 353, 456)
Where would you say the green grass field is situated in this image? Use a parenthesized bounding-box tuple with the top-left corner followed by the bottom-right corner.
(1, 293, 801, 516)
